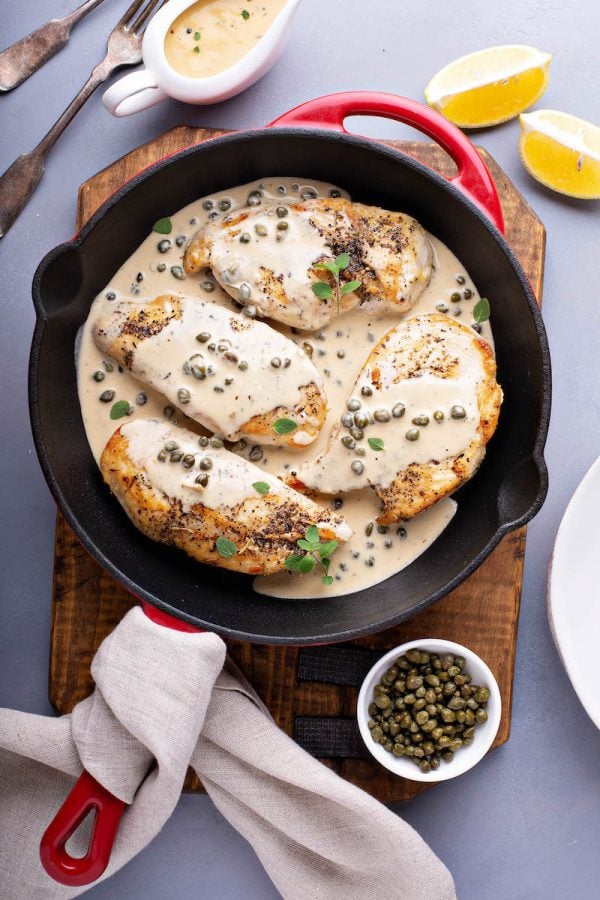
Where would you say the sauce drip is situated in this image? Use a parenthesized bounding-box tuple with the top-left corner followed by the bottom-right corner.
(77, 178, 494, 600)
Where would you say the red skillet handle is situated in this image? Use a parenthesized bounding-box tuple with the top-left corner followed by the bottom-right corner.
(40, 603, 202, 886)
(269, 91, 504, 234)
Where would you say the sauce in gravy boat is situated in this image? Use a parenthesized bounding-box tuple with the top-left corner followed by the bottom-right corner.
(103, 0, 300, 117)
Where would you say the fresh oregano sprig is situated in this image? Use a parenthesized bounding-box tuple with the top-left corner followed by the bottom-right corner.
(285, 524, 339, 585)
(312, 252, 361, 315)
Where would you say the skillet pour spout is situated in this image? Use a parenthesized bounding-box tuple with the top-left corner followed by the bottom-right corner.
(30, 92, 550, 644)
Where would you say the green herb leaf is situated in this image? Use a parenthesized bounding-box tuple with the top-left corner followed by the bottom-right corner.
(252, 481, 270, 495)
(473, 297, 491, 323)
(314, 261, 339, 276)
(341, 279, 361, 295)
(193, 30, 201, 40)
(110, 400, 131, 420)
(297, 538, 316, 551)
(322, 575, 334, 586)
(152, 216, 172, 234)
(193, 45, 200, 53)
(216, 537, 237, 558)
(305, 525, 320, 544)
(285, 554, 304, 573)
(319, 540, 339, 558)
(273, 417, 298, 435)
(335, 252, 350, 270)
(241, 8, 250, 18)
(311, 282, 333, 300)
(298, 555, 316, 574)
(321, 557, 331, 573)
(368, 437, 385, 451)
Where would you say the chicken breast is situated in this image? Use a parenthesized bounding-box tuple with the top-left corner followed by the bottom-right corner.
(93, 294, 326, 449)
(296, 313, 503, 523)
(184, 198, 433, 330)
(101, 419, 352, 576)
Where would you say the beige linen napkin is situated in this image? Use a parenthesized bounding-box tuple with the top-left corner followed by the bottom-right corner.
(0, 607, 455, 899)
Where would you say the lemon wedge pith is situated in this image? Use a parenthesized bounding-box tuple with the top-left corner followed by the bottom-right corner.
(519, 110, 600, 199)
(425, 45, 552, 128)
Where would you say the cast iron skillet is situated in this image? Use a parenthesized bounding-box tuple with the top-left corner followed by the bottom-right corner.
(30, 93, 550, 645)
(34, 92, 550, 887)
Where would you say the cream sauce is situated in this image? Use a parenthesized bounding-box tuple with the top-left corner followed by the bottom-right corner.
(164, 0, 288, 79)
(124, 418, 287, 511)
(93, 296, 323, 445)
(77, 177, 494, 600)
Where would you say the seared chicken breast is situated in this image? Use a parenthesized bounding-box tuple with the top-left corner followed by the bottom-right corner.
(297, 313, 502, 523)
(101, 419, 352, 576)
(93, 295, 326, 449)
(184, 198, 433, 330)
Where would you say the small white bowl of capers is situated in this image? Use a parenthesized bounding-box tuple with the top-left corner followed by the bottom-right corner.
(357, 639, 502, 781)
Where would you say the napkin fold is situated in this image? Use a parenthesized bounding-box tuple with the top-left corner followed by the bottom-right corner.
(0, 607, 455, 900)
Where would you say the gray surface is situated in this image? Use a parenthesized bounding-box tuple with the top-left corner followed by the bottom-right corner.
(1, 0, 599, 896)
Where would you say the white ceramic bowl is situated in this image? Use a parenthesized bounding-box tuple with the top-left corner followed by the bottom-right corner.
(357, 638, 502, 782)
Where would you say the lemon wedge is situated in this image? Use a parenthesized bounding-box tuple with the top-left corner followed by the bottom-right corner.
(425, 45, 552, 128)
(519, 110, 600, 199)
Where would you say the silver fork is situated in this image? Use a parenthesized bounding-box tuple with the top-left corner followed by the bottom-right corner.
(0, 0, 165, 239)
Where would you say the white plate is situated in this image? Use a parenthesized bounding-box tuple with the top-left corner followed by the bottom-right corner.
(548, 455, 600, 728)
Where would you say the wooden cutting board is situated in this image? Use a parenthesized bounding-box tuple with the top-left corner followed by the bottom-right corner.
(49, 126, 545, 802)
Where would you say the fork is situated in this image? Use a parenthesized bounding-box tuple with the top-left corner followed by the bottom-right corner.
(0, 0, 165, 239)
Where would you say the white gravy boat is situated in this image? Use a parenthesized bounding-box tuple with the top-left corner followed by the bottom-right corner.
(103, 0, 301, 117)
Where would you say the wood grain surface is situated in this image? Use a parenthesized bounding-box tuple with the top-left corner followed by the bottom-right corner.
(50, 126, 545, 802)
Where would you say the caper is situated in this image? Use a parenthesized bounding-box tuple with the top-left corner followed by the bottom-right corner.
(406, 428, 420, 441)
(276, 206, 289, 218)
(157, 262, 166, 272)
(302, 342, 314, 358)
(254, 223, 268, 236)
(136, 392, 147, 406)
(157, 449, 167, 462)
(341, 435, 356, 450)
(346, 398, 361, 412)
(300, 187, 317, 200)
(171, 266, 185, 280)
(247, 190, 262, 206)
(157, 239, 171, 253)
(350, 427, 364, 441)
(450, 405, 467, 419)
(239, 233, 251, 243)
(365, 522, 374, 537)
(177, 388, 191, 405)
(412, 415, 429, 427)
(463, 288, 473, 299)
(249, 445, 263, 462)
(435, 302, 449, 313)
(199, 457, 213, 471)
(361, 385, 373, 397)
(194, 473, 208, 487)
(450, 292, 462, 303)
(202, 199, 214, 211)
(182, 454, 195, 468)
(196, 332, 210, 345)
(354, 412, 369, 428)
(201, 279, 215, 292)
(175, 235, 186, 248)
(242, 305, 257, 318)
(351, 460, 365, 475)
(99, 390, 115, 403)
(277, 221, 289, 232)
(169, 450, 183, 463)
(373, 409, 391, 423)
(271, 357, 281, 368)
(392, 403, 405, 418)
(341, 412, 354, 428)
(433, 410, 445, 422)
(218, 198, 231, 211)
(106, 291, 116, 301)
(93, 370, 105, 382)
(456, 274, 466, 285)
(471, 323, 482, 334)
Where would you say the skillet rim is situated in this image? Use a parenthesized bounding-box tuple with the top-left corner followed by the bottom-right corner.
(29, 127, 551, 644)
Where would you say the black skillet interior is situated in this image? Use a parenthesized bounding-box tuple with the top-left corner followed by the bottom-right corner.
(30, 129, 550, 643)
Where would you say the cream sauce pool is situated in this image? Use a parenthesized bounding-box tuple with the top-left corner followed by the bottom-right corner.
(77, 177, 494, 600)
(164, 0, 288, 79)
